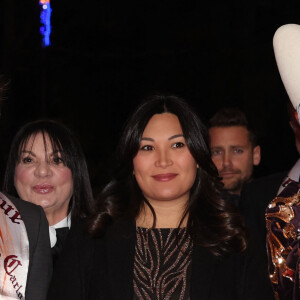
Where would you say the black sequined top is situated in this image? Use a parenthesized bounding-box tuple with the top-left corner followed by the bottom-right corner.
(133, 227, 193, 300)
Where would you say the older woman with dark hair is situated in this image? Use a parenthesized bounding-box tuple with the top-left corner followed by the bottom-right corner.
(3, 120, 95, 263)
(48, 95, 273, 299)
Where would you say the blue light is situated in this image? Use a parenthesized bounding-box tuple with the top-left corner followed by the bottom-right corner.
(39, 1, 52, 47)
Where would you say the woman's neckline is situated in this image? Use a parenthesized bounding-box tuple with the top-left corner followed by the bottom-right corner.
(136, 226, 186, 230)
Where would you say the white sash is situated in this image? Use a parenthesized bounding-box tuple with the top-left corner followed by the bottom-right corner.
(0, 193, 29, 299)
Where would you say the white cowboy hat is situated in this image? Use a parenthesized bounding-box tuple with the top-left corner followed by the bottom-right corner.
(274, 24, 300, 120)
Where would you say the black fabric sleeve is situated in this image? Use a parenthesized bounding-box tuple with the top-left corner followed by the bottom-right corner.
(25, 206, 52, 300)
(238, 242, 275, 300)
(47, 221, 92, 300)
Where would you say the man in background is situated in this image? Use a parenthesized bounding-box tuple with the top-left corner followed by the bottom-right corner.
(208, 108, 261, 205)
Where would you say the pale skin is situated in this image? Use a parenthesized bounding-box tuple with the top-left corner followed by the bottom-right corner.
(136, 197, 189, 229)
(209, 126, 261, 195)
(133, 113, 198, 228)
(14, 133, 74, 226)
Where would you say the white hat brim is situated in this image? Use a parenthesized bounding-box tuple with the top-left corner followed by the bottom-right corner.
(274, 24, 300, 118)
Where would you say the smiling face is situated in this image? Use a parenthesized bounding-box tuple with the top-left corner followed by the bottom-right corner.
(14, 132, 74, 225)
(133, 113, 198, 207)
(209, 126, 260, 195)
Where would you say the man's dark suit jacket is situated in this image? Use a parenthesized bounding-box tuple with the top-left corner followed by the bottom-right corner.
(239, 172, 287, 250)
(9, 195, 52, 300)
(48, 219, 274, 300)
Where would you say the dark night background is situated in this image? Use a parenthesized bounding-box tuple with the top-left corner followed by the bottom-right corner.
(0, 0, 300, 194)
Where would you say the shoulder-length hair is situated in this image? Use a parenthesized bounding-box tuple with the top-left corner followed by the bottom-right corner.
(89, 94, 246, 256)
(3, 119, 95, 223)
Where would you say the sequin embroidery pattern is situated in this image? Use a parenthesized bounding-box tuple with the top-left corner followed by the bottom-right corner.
(133, 227, 193, 300)
(265, 180, 300, 300)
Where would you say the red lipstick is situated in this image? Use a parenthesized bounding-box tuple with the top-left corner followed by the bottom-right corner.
(33, 184, 54, 194)
(152, 173, 177, 182)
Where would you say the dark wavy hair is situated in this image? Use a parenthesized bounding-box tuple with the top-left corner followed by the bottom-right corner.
(89, 95, 247, 256)
(3, 119, 95, 223)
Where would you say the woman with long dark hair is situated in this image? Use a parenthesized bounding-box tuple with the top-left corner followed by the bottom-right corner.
(48, 95, 273, 299)
(3, 120, 95, 263)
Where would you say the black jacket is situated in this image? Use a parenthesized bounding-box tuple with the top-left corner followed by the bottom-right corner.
(48, 219, 274, 300)
(239, 172, 287, 249)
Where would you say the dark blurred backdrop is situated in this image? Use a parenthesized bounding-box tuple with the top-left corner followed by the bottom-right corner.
(0, 0, 300, 194)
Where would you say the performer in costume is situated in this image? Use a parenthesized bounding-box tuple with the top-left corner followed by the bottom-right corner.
(265, 23, 300, 299)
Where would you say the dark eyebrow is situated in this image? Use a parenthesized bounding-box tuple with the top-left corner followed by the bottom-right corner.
(230, 145, 247, 149)
(141, 134, 184, 142)
(141, 137, 154, 142)
(20, 150, 62, 157)
(51, 150, 62, 155)
(168, 134, 184, 140)
(20, 150, 36, 157)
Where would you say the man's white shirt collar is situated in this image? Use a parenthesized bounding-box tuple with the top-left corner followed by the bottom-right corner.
(277, 158, 300, 195)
